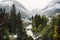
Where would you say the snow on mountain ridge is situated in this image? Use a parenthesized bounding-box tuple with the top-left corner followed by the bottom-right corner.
(0, 0, 30, 18)
(42, 0, 60, 16)
(0, 1, 13, 6)
(31, 0, 60, 16)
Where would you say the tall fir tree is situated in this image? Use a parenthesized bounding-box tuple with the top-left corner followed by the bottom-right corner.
(35, 14, 40, 28)
(17, 11, 27, 40)
(0, 8, 2, 17)
(42, 15, 48, 27)
(10, 4, 17, 34)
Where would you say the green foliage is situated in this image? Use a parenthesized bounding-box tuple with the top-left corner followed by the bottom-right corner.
(27, 36, 34, 40)
(17, 11, 27, 40)
(51, 15, 60, 40)
(47, 28, 53, 40)
(0, 4, 27, 40)
(35, 15, 39, 28)
(32, 15, 49, 32)
(51, 16, 58, 25)
(32, 14, 54, 40)
(42, 15, 49, 27)
(32, 27, 37, 32)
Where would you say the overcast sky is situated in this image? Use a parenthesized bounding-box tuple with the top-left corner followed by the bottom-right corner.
(0, 0, 53, 11)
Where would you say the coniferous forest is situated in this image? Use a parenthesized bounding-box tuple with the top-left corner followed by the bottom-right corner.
(32, 14, 60, 40)
(0, 5, 27, 40)
(0, 4, 60, 40)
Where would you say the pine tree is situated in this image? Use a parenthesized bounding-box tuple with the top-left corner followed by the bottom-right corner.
(10, 4, 17, 34)
(35, 14, 41, 28)
(32, 16, 34, 27)
(17, 12, 27, 40)
(0, 8, 2, 17)
(42, 15, 48, 27)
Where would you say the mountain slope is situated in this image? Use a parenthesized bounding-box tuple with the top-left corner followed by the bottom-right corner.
(0, 0, 30, 18)
(31, 0, 60, 16)
(42, 0, 60, 16)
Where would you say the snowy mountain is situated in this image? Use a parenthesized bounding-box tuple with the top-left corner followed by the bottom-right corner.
(31, 0, 60, 16)
(0, 0, 30, 18)
(42, 0, 60, 16)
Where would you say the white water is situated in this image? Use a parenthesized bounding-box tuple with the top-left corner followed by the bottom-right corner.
(26, 25, 42, 40)
(26, 25, 34, 38)
(47, 17, 52, 25)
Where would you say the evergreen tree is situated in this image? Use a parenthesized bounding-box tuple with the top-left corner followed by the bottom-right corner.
(0, 8, 2, 17)
(32, 16, 34, 27)
(17, 12, 27, 40)
(42, 15, 48, 27)
(32, 16, 33, 20)
(10, 4, 17, 34)
(2, 9, 5, 18)
(35, 14, 41, 28)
